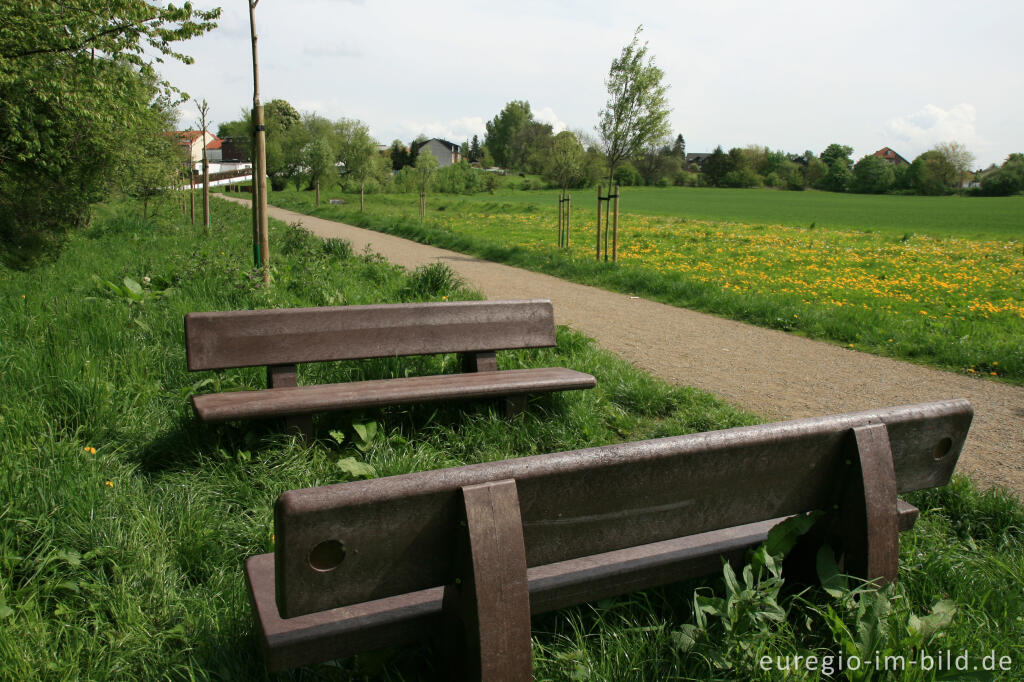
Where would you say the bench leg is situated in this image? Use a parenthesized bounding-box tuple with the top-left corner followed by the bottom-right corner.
(443, 479, 532, 682)
(268, 364, 314, 441)
(840, 423, 899, 584)
(504, 395, 528, 419)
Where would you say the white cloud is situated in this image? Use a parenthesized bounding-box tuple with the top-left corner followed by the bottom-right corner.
(533, 107, 567, 134)
(885, 104, 978, 150)
(397, 117, 487, 144)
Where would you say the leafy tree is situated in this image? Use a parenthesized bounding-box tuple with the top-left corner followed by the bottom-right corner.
(388, 139, 410, 170)
(121, 95, 181, 219)
(542, 131, 587, 191)
(979, 153, 1024, 196)
(335, 118, 378, 209)
(264, 99, 300, 132)
(633, 137, 679, 185)
(934, 141, 975, 195)
(459, 140, 470, 161)
(484, 100, 532, 169)
(597, 26, 672, 188)
(816, 144, 854, 192)
(413, 149, 439, 217)
(304, 136, 335, 205)
(851, 154, 895, 194)
(0, 1, 219, 266)
(909, 150, 955, 195)
(510, 120, 555, 174)
(702, 146, 734, 187)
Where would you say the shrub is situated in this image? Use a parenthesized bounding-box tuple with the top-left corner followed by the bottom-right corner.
(613, 163, 642, 187)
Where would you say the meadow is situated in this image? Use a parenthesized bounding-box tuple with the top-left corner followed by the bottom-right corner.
(267, 188, 1024, 384)
(2, 195, 1023, 680)
(461, 185, 1024, 241)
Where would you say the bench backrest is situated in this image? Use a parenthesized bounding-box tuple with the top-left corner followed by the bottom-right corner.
(274, 399, 971, 618)
(184, 299, 556, 371)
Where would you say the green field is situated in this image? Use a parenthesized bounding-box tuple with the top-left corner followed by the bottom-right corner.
(457, 186, 1024, 241)
(267, 187, 1024, 383)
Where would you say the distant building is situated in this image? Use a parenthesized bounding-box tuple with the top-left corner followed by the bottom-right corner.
(684, 153, 713, 170)
(171, 130, 219, 163)
(872, 147, 910, 166)
(416, 138, 461, 167)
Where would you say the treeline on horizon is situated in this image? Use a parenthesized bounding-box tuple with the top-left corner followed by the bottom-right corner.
(216, 98, 1024, 200)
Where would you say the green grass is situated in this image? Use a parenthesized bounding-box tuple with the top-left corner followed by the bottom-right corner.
(449, 186, 1024, 241)
(266, 188, 1024, 384)
(2, 194, 1022, 679)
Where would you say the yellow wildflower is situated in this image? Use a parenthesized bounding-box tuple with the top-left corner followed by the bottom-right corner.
(105, 481, 114, 488)
(83, 446, 97, 454)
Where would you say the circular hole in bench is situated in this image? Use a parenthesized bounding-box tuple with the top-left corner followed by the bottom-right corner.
(309, 540, 346, 572)
(933, 437, 953, 460)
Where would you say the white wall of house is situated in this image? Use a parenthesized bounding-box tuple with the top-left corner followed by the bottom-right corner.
(419, 139, 459, 167)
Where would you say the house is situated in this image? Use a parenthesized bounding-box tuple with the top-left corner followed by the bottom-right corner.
(684, 153, 713, 170)
(172, 130, 220, 163)
(416, 138, 461, 167)
(872, 147, 910, 166)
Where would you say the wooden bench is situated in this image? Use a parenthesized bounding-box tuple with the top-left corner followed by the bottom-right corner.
(244, 399, 972, 678)
(184, 299, 596, 438)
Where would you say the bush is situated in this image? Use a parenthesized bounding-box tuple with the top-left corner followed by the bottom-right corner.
(613, 163, 642, 187)
(979, 170, 1022, 196)
(721, 167, 762, 188)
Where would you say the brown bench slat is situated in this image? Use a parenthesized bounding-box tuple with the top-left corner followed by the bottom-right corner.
(274, 399, 970, 618)
(193, 368, 596, 422)
(185, 299, 557, 371)
(247, 502, 920, 671)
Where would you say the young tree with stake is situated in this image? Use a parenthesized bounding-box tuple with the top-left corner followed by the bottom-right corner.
(597, 26, 672, 190)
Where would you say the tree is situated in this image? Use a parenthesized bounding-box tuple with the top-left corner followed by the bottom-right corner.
(469, 135, 481, 162)
(672, 134, 686, 159)
(413, 149, 439, 218)
(816, 143, 854, 192)
(597, 26, 672, 188)
(0, 1, 219, 267)
(121, 95, 180, 219)
(934, 141, 975, 195)
(304, 136, 335, 206)
(484, 100, 533, 169)
(851, 154, 895, 194)
(909, 150, 955, 195)
(335, 118, 378, 210)
(509, 120, 554, 173)
(388, 139, 410, 170)
(702, 146, 734, 187)
(543, 131, 587, 191)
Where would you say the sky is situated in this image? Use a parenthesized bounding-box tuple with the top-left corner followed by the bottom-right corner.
(157, 0, 1024, 169)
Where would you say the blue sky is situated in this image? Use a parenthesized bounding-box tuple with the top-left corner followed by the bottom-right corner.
(158, 0, 1024, 168)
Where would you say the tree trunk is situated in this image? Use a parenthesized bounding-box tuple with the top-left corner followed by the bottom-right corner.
(315, 181, 320, 206)
(360, 180, 365, 211)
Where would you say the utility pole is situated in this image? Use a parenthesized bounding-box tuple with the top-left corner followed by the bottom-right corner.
(249, 0, 270, 285)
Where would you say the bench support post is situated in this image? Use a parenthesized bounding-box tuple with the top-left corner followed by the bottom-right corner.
(460, 351, 528, 419)
(443, 479, 532, 681)
(841, 423, 900, 584)
(267, 365, 314, 441)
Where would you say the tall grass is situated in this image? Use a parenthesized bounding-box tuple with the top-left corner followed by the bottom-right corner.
(1, 195, 1021, 679)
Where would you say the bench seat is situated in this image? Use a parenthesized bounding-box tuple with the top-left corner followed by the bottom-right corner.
(193, 367, 597, 422)
(246, 501, 921, 672)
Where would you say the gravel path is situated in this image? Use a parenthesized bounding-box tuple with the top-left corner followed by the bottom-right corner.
(221, 195, 1024, 496)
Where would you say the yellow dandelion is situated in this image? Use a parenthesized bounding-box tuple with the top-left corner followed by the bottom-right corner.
(105, 481, 114, 488)
(83, 446, 97, 454)
(887, 339, 893, 343)
(993, 361, 998, 366)
(990, 371, 998, 376)
(848, 344, 854, 348)
(968, 369, 975, 374)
